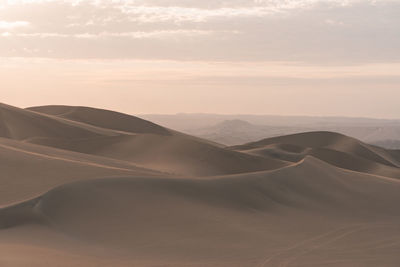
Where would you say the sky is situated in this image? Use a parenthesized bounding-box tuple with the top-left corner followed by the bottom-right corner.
(1, 0, 399, 118)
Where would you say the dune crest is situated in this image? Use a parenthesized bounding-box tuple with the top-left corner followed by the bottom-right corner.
(231, 131, 400, 178)
(28, 105, 171, 136)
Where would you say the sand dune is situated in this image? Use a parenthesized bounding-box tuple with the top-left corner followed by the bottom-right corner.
(1, 103, 400, 266)
(0, 103, 117, 140)
(2, 157, 400, 266)
(0, 137, 162, 206)
(28, 105, 171, 135)
(232, 131, 400, 178)
(231, 131, 399, 166)
(23, 105, 287, 176)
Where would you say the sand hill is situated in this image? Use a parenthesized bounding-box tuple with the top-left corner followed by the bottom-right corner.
(1, 103, 400, 266)
(21, 104, 287, 176)
(231, 131, 400, 178)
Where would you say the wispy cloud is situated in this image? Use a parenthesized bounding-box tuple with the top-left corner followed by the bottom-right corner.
(0, 0, 398, 63)
(0, 20, 29, 29)
(4, 30, 221, 39)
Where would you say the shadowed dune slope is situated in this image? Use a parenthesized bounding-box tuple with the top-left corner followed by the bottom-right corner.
(22, 104, 287, 176)
(388, 149, 400, 162)
(2, 157, 400, 266)
(0, 103, 288, 176)
(28, 105, 171, 136)
(232, 131, 399, 166)
(0, 103, 118, 141)
(0, 137, 163, 206)
(42, 133, 288, 176)
(231, 131, 400, 178)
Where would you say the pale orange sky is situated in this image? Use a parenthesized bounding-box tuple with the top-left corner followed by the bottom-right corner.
(1, 0, 400, 118)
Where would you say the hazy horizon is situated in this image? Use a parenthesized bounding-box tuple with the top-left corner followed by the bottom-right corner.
(4, 102, 400, 121)
(139, 112, 400, 121)
(2, 0, 400, 118)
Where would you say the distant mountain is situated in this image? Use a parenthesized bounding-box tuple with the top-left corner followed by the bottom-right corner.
(141, 114, 400, 149)
(186, 119, 309, 146)
(141, 113, 400, 130)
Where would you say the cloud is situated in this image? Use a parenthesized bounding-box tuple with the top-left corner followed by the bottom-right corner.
(5, 30, 219, 39)
(0, 0, 398, 63)
(0, 20, 29, 29)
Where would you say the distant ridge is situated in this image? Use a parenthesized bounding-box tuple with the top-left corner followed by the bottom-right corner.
(143, 113, 400, 149)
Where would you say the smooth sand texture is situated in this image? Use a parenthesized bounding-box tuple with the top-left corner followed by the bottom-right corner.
(23, 104, 288, 176)
(231, 131, 400, 178)
(1, 103, 400, 266)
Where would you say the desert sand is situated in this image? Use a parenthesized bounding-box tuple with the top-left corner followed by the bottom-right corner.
(1, 103, 400, 266)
